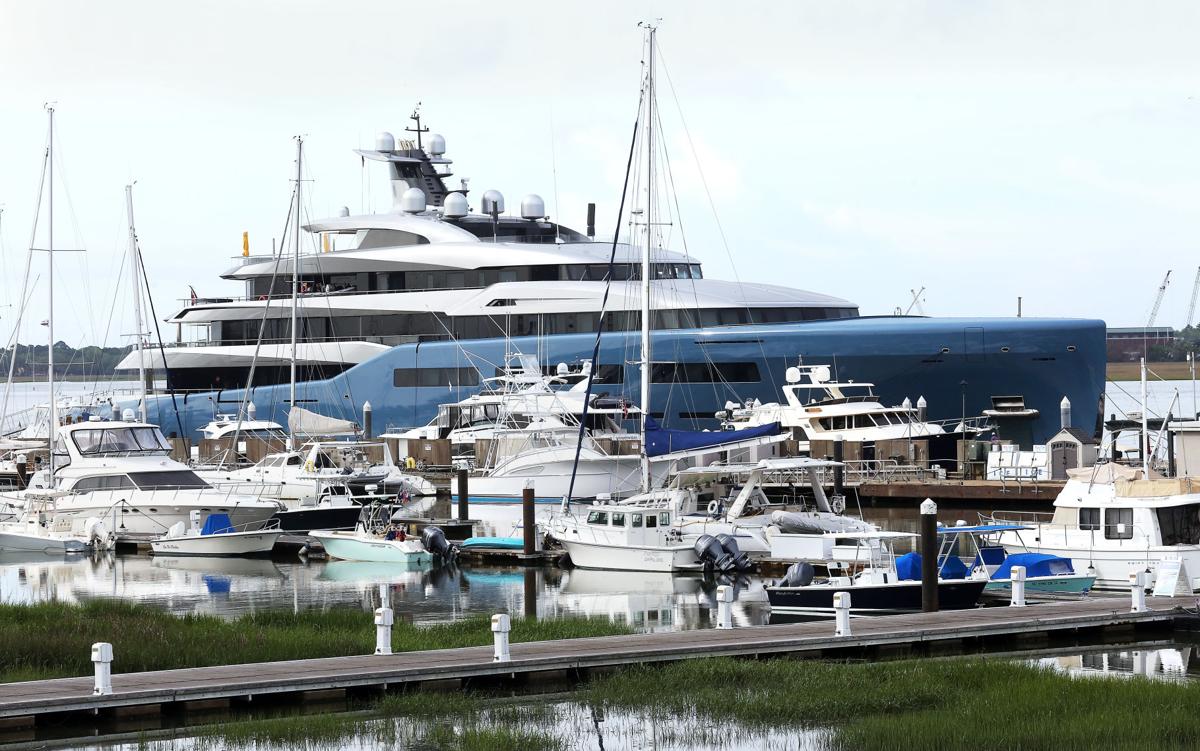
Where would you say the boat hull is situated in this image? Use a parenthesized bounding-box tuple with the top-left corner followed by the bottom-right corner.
(309, 530, 432, 564)
(767, 579, 987, 613)
(50, 497, 280, 540)
(150, 531, 282, 557)
(559, 537, 701, 572)
(984, 574, 1096, 594)
(996, 539, 1200, 592)
(0, 531, 89, 554)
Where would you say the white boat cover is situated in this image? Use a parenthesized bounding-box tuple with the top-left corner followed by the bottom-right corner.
(288, 407, 359, 436)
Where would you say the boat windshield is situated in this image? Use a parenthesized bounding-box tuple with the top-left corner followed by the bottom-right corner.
(71, 427, 173, 456)
(127, 470, 210, 490)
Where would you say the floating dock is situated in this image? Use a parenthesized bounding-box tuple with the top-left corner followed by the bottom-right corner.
(0, 596, 1187, 730)
(858, 479, 1063, 504)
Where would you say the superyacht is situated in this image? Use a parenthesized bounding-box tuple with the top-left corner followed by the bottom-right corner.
(122, 117, 1106, 444)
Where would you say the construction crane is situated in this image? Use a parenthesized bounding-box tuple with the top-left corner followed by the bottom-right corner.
(1147, 270, 1172, 327)
(1187, 266, 1200, 329)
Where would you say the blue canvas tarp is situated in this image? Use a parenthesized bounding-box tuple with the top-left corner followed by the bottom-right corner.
(200, 513, 235, 536)
(644, 417, 781, 458)
(993, 552, 1074, 579)
(895, 551, 969, 580)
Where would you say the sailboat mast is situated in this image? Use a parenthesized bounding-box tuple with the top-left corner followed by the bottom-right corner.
(289, 136, 302, 438)
(1141, 356, 1150, 475)
(125, 184, 148, 422)
(638, 26, 656, 493)
(47, 106, 57, 477)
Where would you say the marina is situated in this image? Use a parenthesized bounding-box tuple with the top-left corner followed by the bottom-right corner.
(2, 4, 1200, 749)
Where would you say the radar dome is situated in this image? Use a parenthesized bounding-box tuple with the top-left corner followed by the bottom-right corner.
(400, 187, 426, 214)
(375, 131, 396, 152)
(785, 367, 801, 384)
(338, 206, 350, 217)
(520, 194, 546, 220)
(443, 192, 469, 218)
(812, 365, 832, 383)
(556, 362, 569, 377)
(122, 408, 136, 422)
(481, 190, 505, 216)
(428, 133, 446, 156)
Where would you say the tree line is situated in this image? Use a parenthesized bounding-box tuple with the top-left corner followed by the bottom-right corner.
(0, 343, 132, 379)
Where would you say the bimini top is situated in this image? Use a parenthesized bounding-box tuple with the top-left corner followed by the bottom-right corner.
(937, 523, 1031, 534)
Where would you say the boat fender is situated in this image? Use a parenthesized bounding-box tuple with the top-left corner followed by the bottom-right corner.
(304, 460, 315, 473)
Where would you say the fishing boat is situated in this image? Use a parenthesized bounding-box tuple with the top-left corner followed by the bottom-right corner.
(0, 493, 114, 554)
(934, 523, 1095, 594)
(766, 531, 987, 613)
(308, 504, 435, 564)
(149, 511, 282, 557)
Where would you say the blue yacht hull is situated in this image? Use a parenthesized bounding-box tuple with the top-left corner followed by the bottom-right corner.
(139, 316, 1106, 445)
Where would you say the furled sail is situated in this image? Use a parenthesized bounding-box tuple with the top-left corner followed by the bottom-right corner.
(643, 417, 780, 458)
(287, 407, 359, 436)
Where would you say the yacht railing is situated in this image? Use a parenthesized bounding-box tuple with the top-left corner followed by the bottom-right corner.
(981, 510, 1159, 558)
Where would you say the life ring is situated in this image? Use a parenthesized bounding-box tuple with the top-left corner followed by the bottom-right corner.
(830, 494, 846, 514)
(707, 499, 722, 517)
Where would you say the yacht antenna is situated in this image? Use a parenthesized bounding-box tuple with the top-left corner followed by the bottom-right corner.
(125, 183, 148, 422)
(46, 105, 57, 477)
(405, 104, 428, 150)
(288, 135, 303, 448)
(638, 21, 659, 493)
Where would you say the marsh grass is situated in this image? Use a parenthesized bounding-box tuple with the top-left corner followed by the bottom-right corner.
(0, 601, 630, 683)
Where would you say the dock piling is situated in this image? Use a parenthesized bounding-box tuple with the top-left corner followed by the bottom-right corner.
(522, 486, 536, 555)
(374, 607, 394, 655)
(1131, 570, 1148, 613)
(832, 440, 844, 498)
(1010, 565, 1026, 607)
(456, 469, 469, 522)
(91, 643, 113, 696)
(920, 498, 938, 613)
(834, 592, 852, 636)
(491, 614, 511, 662)
(716, 585, 734, 629)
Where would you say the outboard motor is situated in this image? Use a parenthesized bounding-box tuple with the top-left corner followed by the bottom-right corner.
(693, 534, 735, 573)
(779, 561, 815, 588)
(421, 525, 459, 563)
(714, 533, 753, 572)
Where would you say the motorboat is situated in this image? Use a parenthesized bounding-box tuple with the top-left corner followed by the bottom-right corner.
(308, 504, 435, 564)
(935, 523, 1095, 594)
(0, 493, 115, 554)
(987, 463, 1200, 592)
(766, 531, 988, 613)
(149, 511, 282, 557)
(548, 500, 700, 572)
(2, 419, 284, 541)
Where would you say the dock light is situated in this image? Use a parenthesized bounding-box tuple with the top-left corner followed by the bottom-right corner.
(716, 585, 734, 630)
(1010, 566, 1026, 607)
(92, 642, 113, 695)
(833, 592, 852, 636)
(374, 607, 394, 655)
(1130, 570, 1147, 613)
(491, 613, 511, 662)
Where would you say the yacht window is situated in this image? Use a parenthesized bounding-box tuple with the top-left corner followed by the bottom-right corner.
(72, 475, 137, 491)
(499, 270, 518, 283)
(132, 427, 173, 452)
(1104, 508, 1133, 540)
(586, 511, 609, 525)
(611, 512, 627, 527)
(646, 514, 657, 529)
(72, 427, 170, 456)
(127, 470, 210, 490)
(1156, 504, 1200, 546)
(1079, 508, 1100, 531)
(631, 514, 643, 528)
(658, 512, 671, 526)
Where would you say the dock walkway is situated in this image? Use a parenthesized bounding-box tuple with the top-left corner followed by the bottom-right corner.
(0, 596, 1188, 724)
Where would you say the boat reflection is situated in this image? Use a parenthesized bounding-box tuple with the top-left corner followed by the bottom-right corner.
(1039, 646, 1194, 681)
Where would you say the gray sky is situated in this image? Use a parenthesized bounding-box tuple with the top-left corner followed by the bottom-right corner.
(2, 0, 1199, 348)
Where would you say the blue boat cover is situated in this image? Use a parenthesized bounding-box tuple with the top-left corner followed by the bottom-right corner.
(993, 552, 1075, 579)
(895, 552, 969, 580)
(644, 417, 781, 458)
(200, 513, 235, 536)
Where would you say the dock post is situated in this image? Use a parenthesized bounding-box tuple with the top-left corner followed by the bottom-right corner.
(1010, 565, 1026, 607)
(920, 498, 938, 612)
(91, 642, 113, 696)
(833, 592, 851, 636)
(832, 440, 844, 498)
(491, 613, 511, 662)
(1130, 570, 1147, 613)
(716, 585, 734, 629)
(457, 469, 469, 522)
(374, 607, 394, 655)
(522, 486, 536, 555)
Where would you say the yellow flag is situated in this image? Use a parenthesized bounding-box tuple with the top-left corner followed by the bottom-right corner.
(242, 231, 249, 256)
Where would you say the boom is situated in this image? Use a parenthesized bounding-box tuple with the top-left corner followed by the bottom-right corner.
(1147, 270, 1172, 327)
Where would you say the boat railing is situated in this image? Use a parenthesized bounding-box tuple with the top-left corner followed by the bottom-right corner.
(813, 459, 932, 487)
(204, 479, 288, 498)
(982, 510, 1159, 553)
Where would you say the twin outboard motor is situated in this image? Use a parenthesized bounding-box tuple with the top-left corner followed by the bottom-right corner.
(693, 534, 735, 573)
(421, 525, 459, 563)
(714, 533, 754, 573)
(779, 561, 816, 588)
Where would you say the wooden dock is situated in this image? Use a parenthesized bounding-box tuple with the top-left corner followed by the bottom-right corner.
(858, 479, 1064, 504)
(0, 596, 1187, 727)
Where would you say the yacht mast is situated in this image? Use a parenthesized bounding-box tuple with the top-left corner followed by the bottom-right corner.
(1141, 356, 1150, 475)
(47, 106, 57, 477)
(289, 136, 303, 446)
(125, 184, 148, 422)
(638, 24, 656, 493)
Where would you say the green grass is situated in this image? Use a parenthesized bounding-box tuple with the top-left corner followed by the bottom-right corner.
(0, 601, 631, 683)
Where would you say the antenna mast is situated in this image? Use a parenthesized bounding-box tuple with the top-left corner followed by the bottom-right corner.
(638, 23, 658, 493)
(47, 106, 57, 476)
(125, 184, 148, 422)
(288, 136, 303, 448)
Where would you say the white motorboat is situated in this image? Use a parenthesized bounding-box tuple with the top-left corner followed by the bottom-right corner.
(988, 463, 1200, 592)
(0, 493, 114, 554)
(549, 501, 699, 572)
(150, 511, 282, 557)
(2, 420, 284, 541)
(308, 504, 434, 564)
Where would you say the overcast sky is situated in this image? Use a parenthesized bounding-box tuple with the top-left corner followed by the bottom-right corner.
(1, 0, 1199, 348)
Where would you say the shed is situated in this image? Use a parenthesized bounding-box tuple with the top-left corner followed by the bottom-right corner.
(1048, 427, 1100, 480)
